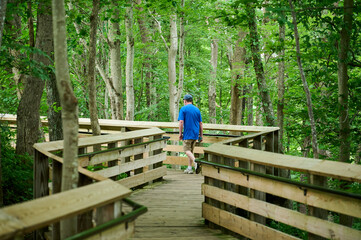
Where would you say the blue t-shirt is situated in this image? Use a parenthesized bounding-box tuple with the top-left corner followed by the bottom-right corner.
(178, 104, 202, 140)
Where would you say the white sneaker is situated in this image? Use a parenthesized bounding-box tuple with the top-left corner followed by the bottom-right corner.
(184, 168, 194, 174)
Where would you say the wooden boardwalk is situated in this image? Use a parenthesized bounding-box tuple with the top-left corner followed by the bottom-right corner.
(128, 169, 237, 240)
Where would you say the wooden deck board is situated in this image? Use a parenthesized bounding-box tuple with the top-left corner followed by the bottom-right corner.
(128, 170, 237, 239)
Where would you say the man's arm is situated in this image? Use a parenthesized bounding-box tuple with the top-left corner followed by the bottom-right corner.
(199, 122, 203, 142)
(179, 120, 184, 140)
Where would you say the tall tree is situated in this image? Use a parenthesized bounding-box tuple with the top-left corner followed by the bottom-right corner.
(125, 0, 135, 120)
(68, 2, 119, 121)
(0, 0, 6, 48)
(209, 39, 218, 124)
(168, 14, 178, 122)
(176, 0, 185, 120)
(46, 72, 63, 141)
(337, 0, 354, 228)
(52, 0, 79, 238)
(288, 0, 319, 159)
(136, 0, 155, 119)
(0, 0, 7, 208)
(338, 0, 353, 164)
(42, 0, 62, 142)
(109, 5, 123, 120)
(277, 12, 286, 148)
(16, 0, 53, 156)
(229, 28, 247, 126)
(88, 0, 101, 140)
(153, 10, 184, 122)
(289, 2, 327, 239)
(7, 0, 23, 100)
(246, 3, 276, 126)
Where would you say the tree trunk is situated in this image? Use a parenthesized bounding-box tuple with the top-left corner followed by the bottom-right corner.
(289, 0, 319, 158)
(109, 6, 123, 120)
(230, 29, 247, 126)
(7, 0, 23, 100)
(168, 14, 178, 122)
(208, 39, 218, 124)
(125, 0, 135, 120)
(0, 0, 6, 48)
(247, 84, 254, 125)
(16, 0, 53, 156)
(289, 1, 327, 239)
(52, 0, 79, 238)
(88, 0, 101, 140)
(46, 74, 63, 141)
(176, 0, 185, 119)
(43, 4, 62, 142)
(136, 0, 154, 119)
(337, 0, 354, 228)
(277, 15, 286, 148)
(0, 128, 2, 207)
(68, 2, 117, 123)
(246, 4, 275, 126)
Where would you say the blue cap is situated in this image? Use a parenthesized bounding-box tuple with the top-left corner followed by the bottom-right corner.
(183, 94, 193, 101)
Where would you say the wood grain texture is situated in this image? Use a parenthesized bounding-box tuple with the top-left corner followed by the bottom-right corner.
(205, 143, 361, 182)
(127, 170, 237, 240)
(202, 164, 361, 218)
(1, 114, 279, 134)
(203, 203, 299, 240)
(202, 184, 361, 240)
(0, 180, 131, 240)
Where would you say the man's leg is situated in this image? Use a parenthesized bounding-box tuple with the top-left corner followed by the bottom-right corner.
(185, 150, 195, 167)
(183, 140, 196, 174)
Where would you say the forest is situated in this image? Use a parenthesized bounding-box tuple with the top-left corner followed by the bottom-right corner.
(0, 0, 360, 213)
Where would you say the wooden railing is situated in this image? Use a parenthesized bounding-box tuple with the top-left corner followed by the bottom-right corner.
(0, 180, 146, 240)
(198, 129, 361, 239)
(0, 125, 167, 240)
(0, 114, 279, 168)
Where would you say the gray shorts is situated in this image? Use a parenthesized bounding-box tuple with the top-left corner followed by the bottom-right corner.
(183, 139, 196, 152)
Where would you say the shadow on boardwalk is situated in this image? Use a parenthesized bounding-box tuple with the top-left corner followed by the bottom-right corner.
(128, 169, 237, 240)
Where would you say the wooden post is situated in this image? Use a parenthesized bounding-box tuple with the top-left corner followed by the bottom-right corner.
(309, 174, 328, 240)
(250, 135, 266, 225)
(77, 147, 93, 234)
(152, 134, 163, 182)
(107, 142, 118, 180)
(265, 132, 274, 175)
(207, 154, 221, 230)
(33, 149, 49, 240)
(52, 158, 62, 240)
(121, 127, 131, 177)
(237, 139, 250, 225)
(134, 137, 145, 188)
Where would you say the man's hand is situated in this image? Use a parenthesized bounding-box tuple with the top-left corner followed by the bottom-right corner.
(198, 136, 203, 143)
(179, 134, 183, 141)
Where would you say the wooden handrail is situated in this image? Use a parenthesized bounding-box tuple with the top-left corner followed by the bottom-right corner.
(204, 143, 361, 183)
(0, 114, 279, 133)
(0, 180, 131, 240)
(33, 128, 165, 153)
(200, 162, 361, 239)
(197, 159, 361, 200)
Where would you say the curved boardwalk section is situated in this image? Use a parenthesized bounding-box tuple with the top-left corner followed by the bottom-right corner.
(129, 169, 236, 240)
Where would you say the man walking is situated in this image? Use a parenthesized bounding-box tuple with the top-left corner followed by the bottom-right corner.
(178, 94, 203, 174)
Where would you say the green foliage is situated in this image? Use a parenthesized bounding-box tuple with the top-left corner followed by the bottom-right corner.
(1, 124, 33, 206)
(269, 220, 307, 239)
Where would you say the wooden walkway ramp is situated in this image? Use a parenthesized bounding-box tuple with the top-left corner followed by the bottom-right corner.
(128, 169, 237, 240)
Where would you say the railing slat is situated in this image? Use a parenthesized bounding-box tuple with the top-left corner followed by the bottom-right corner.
(0, 180, 131, 240)
(203, 203, 300, 240)
(205, 143, 361, 183)
(201, 163, 361, 218)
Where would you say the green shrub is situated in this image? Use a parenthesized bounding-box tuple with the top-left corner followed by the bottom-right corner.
(1, 124, 33, 206)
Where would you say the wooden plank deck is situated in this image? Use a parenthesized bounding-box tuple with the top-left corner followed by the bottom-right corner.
(128, 169, 237, 240)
